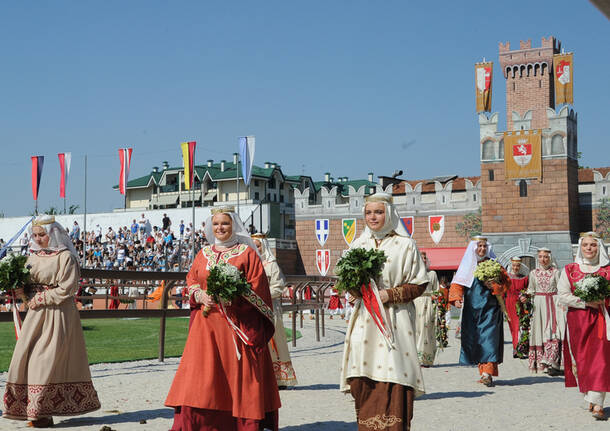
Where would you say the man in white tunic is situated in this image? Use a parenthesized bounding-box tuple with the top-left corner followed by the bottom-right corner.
(340, 193, 428, 431)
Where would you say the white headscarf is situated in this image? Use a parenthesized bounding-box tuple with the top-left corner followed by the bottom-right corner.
(451, 238, 496, 288)
(203, 209, 260, 257)
(361, 192, 411, 240)
(508, 259, 529, 277)
(252, 235, 275, 263)
(575, 233, 610, 268)
(29, 215, 79, 258)
(535, 247, 558, 270)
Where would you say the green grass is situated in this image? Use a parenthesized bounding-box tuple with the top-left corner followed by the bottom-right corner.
(285, 328, 302, 342)
(0, 318, 301, 372)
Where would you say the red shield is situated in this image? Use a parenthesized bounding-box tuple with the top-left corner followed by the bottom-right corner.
(316, 249, 330, 276)
(428, 216, 445, 244)
(556, 60, 570, 85)
(512, 141, 532, 167)
(476, 66, 491, 92)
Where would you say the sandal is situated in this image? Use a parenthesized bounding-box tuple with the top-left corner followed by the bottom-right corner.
(26, 417, 54, 428)
(592, 407, 607, 421)
(478, 375, 494, 387)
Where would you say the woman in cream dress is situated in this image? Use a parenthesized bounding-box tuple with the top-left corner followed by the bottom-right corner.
(340, 193, 429, 431)
(2, 216, 100, 428)
(413, 251, 439, 367)
(252, 233, 298, 388)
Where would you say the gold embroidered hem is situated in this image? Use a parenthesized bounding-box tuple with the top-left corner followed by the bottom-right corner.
(349, 377, 414, 431)
(359, 415, 402, 430)
(272, 360, 298, 386)
(3, 382, 101, 420)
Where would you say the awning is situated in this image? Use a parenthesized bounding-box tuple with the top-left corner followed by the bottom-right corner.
(419, 247, 466, 270)
(153, 194, 179, 206)
(179, 191, 202, 201)
(203, 190, 217, 201)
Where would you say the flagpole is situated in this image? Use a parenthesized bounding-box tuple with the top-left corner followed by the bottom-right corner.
(236, 153, 240, 218)
(64, 197, 66, 214)
(191, 186, 195, 261)
(83, 155, 88, 268)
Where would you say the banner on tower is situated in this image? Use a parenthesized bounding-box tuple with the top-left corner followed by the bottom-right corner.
(553, 53, 573, 105)
(504, 130, 542, 180)
(475, 62, 493, 112)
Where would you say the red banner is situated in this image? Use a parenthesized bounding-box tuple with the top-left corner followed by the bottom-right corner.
(31, 156, 44, 201)
(58, 152, 71, 198)
(118, 148, 133, 195)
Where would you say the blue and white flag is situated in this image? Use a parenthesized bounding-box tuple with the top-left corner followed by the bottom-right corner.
(239, 136, 255, 186)
(315, 219, 329, 246)
(0, 217, 34, 259)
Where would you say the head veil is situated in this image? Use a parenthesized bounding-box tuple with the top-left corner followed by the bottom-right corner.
(360, 192, 411, 240)
(451, 236, 496, 288)
(575, 232, 609, 267)
(203, 207, 261, 257)
(30, 215, 79, 258)
(251, 233, 275, 263)
(508, 257, 529, 277)
(535, 247, 558, 270)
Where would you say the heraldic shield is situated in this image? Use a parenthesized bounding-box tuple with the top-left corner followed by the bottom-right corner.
(342, 219, 356, 245)
(400, 217, 414, 237)
(512, 140, 533, 167)
(429, 215, 445, 244)
(316, 249, 330, 276)
(315, 219, 329, 247)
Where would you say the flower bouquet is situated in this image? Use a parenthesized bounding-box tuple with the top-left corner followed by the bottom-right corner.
(203, 263, 251, 317)
(433, 290, 449, 349)
(473, 259, 502, 284)
(515, 292, 533, 359)
(335, 248, 391, 344)
(0, 254, 31, 303)
(334, 248, 387, 296)
(473, 259, 510, 321)
(573, 274, 610, 303)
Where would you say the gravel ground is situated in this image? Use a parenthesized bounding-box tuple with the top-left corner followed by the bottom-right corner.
(1, 316, 608, 430)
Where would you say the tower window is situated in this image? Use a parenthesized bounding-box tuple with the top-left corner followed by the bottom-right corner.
(519, 180, 527, 197)
(512, 82, 515, 91)
(539, 80, 541, 88)
(488, 170, 494, 181)
(473, 194, 477, 202)
(603, 186, 607, 196)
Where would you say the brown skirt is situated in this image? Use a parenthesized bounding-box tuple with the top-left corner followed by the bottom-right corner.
(349, 377, 414, 431)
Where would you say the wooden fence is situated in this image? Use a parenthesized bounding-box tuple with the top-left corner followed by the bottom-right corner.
(0, 269, 338, 360)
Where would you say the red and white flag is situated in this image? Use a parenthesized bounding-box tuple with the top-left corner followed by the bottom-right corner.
(31, 156, 44, 201)
(118, 148, 133, 195)
(58, 152, 72, 198)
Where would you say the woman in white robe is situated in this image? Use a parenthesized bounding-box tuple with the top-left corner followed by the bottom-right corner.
(252, 234, 298, 388)
(526, 248, 562, 374)
(340, 193, 429, 431)
(413, 252, 439, 367)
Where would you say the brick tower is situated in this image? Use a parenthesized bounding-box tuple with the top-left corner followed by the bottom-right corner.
(500, 37, 560, 130)
(479, 37, 579, 268)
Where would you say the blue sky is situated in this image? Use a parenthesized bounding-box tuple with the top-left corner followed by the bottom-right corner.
(1, 1, 608, 217)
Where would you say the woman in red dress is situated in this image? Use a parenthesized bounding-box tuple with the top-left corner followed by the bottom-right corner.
(165, 206, 280, 430)
(558, 232, 610, 421)
(506, 257, 529, 356)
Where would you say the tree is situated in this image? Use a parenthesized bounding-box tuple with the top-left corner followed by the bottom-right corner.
(595, 199, 610, 242)
(68, 204, 79, 214)
(44, 207, 59, 215)
(455, 209, 482, 240)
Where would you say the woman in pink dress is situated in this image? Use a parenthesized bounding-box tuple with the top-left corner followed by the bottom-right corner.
(558, 232, 610, 421)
